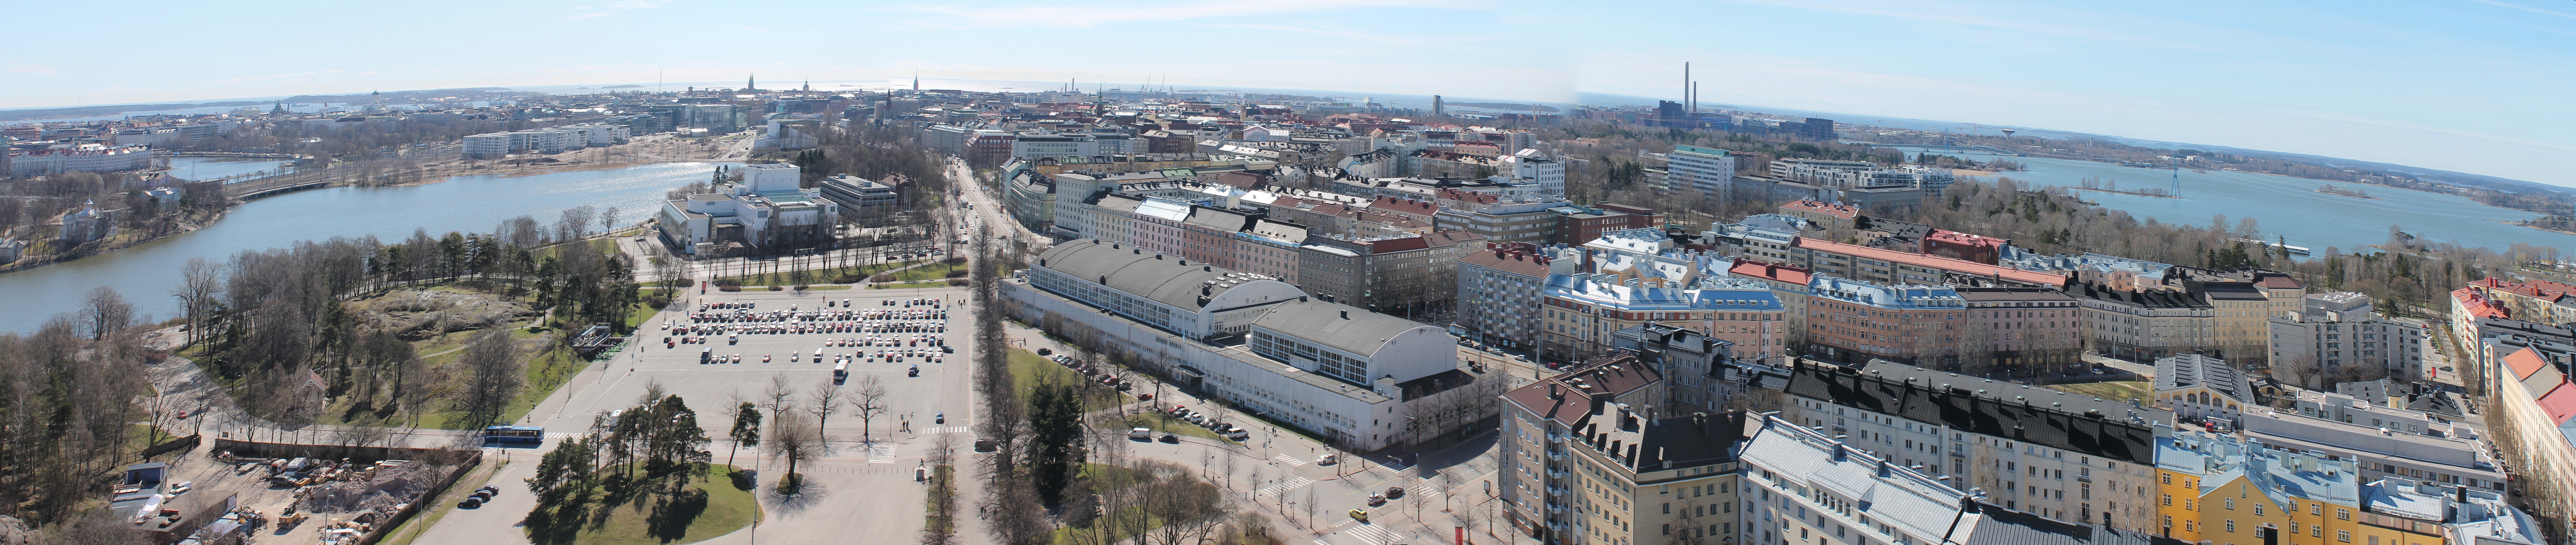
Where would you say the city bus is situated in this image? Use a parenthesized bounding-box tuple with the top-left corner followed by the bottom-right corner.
(483, 426, 545, 444)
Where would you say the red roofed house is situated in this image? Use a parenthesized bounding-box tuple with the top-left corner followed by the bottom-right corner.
(1728, 258, 1815, 341)
(1789, 237, 2066, 288)
(2488, 346, 2576, 537)
(1921, 229, 2007, 264)
(1778, 199, 1860, 231)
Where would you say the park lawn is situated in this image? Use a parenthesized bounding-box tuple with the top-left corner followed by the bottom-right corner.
(526, 464, 759, 545)
(2042, 381, 2153, 404)
(868, 280, 960, 290)
(1047, 464, 1166, 545)
(877, 262, 965, 282)
(716, 260, 914, 287)
(1007, 348, 1130, 412)
(338, 336, 587, 430)
(1115, 412, 1231, 443)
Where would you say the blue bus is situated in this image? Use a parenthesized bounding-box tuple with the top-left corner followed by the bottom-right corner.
(483, 426, 545, 444)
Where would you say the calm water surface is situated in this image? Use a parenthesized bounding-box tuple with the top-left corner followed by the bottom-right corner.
(1885, 146, 2576, 256)
(0, 162, 734, 333)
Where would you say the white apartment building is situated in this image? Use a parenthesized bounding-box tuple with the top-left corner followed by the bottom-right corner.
(2269, 291, 2429, 383)
(1504, 148, 1567, 196)
(1666, 145, 1737, 199)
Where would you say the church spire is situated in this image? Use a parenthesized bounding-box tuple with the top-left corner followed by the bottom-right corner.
(746, 73, 756, 91)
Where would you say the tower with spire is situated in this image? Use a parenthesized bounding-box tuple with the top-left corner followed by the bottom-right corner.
(746, 73, 757, 91)
(270, 101, 286, 116)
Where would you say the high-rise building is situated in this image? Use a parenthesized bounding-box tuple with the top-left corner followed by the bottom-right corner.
(1666, 145, 1737, 200)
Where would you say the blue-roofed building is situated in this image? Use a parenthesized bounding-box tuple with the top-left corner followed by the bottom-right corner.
(1539, 271, 1787, 364)
(1803, 275, 1967, 365)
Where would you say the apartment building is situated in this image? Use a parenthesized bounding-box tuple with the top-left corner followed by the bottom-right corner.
(2469, 277, 2576, 325)
(1540, 272, 1787, 363)
(1778, 199, 1860, 231)
(2244, 388, 2505, 492)
(1727, 259, 1814, 347)
(2270, 291, 2430, 384)
(1739, 413, 1980, 545)
(2151, 428, 2446, 545)
(1554, 204, 1664, 247)
(1228, 218, 1307, 286)
(1803, 276, 1966, 366)
(1781, 360, 2169, 532)
(1502, 148, 1567, 196)
(2070, 282, 2219, 362)
(1297, 231, 1485, 317)
(1665, 144, 1738, 200)
(1498, 356, 1747, 545)
(1787, 237, 2066, 289)
(1703, 214, 1806, 263)
(1457, 243, 1556, 352)
(1434, 197, 1565, 245)
(1957, 287, 2085, 372)
(1130, 197, 1192, 258)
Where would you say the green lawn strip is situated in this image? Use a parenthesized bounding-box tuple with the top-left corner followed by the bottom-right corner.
(379, 458, 502, 545)
(1006, 349, 1130, 412)
(525, 463, 758, 545)
(715, 260, 917, 286)
(1114, 412, 1231, 443)
(868, 280, 959, 290)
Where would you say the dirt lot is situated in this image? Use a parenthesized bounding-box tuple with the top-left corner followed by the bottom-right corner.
(156, 445, 468, 545)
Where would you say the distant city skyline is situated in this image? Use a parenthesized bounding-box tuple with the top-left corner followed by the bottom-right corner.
(6, 0, 2569, 186)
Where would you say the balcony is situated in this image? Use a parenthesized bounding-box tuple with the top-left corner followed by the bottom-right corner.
(1548, 432, 1567, 443)
(1548, 450, 1567, 461)
(1548, 486, 1570, 497)
(1547, 504, 1567, 515)
(1547, 469, 1569, 480)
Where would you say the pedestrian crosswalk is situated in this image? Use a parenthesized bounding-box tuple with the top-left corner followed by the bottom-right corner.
(1273, 454, 1306, 466)
(1410, 484, 1445, 499)
(867, 443, 899, 464)
(1315, 522, 1404, 545)
(923, 426, 969, 434)
(1254, 476, 1314, 497)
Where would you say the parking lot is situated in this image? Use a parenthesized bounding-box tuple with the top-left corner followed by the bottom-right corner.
(415, 285, 980, 545)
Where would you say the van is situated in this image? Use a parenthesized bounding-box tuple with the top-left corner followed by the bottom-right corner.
(833, 362, 848, 383)
(1128, 428, 1152, 440)
(701, 348, 712, 363)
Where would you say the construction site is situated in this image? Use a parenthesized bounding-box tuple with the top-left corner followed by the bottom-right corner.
(112, 438, 482, 545)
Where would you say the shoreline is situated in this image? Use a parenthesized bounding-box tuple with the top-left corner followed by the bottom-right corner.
(2499, 220, 2576, 238)
(389, 159, 721, 187)
(0, 208, 228, 275)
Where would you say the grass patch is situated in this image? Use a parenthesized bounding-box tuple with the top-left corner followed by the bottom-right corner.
(329, 337, 588, 430)
(379, 458, 501, 545)
(876, 261, 965, 282)
(1115, 412, 1231, 443)
(1008, 349, 1129, 412)
(715, 260, 916, 287)
(523, 464, 759, 545)
(2042, 381, 2153, 404)
(868, 280, 960, 290)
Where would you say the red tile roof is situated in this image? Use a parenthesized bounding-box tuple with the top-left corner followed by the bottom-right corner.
(1460, 246, 1552, 277)
(1794, 238, 2068, 287)
(1368, 196, 1441, 218)
(2507, 346, 2553, 381)
(2537, 382, 2576, 425)
(1729, 258, 1812, 285)
(1924, 229, 2005, 248)
(1501, 353, 1662, 426)
(2455, 287, 2510, 320)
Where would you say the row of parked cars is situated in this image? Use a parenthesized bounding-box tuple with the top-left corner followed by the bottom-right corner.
(1164, 405, 1251, 441)
(1046, 353, 1135, 391)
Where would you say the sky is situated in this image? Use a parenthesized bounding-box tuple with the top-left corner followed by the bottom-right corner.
(8, 0, 2573, 185)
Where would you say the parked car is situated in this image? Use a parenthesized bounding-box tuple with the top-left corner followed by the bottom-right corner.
(1386, 487, 1406, 499)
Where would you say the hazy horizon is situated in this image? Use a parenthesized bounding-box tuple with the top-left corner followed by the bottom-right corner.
(8, 0, 2570, 187)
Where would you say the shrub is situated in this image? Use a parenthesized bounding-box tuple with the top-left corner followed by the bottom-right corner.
(767, 285, 783, 291)
(942, 257, 967, 265)
(870, 273, 896, 282)
(944, 268, 968, 278)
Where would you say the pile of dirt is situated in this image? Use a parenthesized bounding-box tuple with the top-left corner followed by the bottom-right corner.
(356, 290, 536, 339)
(298, 462, 442, 514)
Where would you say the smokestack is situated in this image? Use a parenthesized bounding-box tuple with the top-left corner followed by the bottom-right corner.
(1683, 62, 1690, 113)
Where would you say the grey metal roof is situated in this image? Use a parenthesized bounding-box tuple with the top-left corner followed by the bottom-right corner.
(2155, 354, 2249, 402)
(1036, 239, 1268, 311)
(1248, 299, 1438, 358)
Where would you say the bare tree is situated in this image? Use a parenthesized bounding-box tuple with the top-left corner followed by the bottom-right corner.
(810, 382, 844, 451)
(456, 330, 523, 428)
(601, 206, 621, 235)
(765, 374, 798, 430)
(849, 375, 890, 443)
(79, 286, 135, 341)
(173, 257, 224, 346)
(766, 415, 821, 494)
